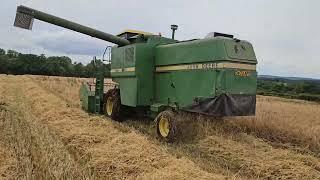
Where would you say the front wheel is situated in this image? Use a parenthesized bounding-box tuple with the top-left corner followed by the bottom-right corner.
(155, 110, 178, 142)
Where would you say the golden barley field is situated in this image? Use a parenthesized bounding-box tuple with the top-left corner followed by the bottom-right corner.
(0, 75, 320, 179)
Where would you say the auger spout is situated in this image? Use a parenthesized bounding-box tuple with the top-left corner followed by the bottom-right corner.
(14, 5, 131, 46)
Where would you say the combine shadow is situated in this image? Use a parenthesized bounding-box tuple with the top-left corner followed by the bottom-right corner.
(123, 112, 225, 144)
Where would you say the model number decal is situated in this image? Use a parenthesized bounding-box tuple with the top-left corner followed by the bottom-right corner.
(201, 63, 217, 69)
(235, 70, 250, 77)
(187, 63, 217, 70)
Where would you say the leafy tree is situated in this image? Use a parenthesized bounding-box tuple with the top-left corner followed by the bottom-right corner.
(0, 56, 8, 73)
(73, 62, 85, 77)
(0, 48, 5, 55)
(258, 78, 320, 102)
(7, 50, 19, 58)
(0, 48, 111, 78)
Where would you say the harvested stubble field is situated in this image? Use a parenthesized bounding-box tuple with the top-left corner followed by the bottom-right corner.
(0, 75, 320, 180)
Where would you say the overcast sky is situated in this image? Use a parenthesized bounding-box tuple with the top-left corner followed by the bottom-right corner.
(0, 0, 319, 78)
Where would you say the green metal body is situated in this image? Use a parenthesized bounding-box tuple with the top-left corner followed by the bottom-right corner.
(14, 5, 258, 117)
(80, 83, 95, 112)
(111, 36, 257, 114)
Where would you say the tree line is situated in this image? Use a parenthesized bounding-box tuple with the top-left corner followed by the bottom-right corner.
(1, 48, 319, 102)
(0, 48, 110, 77)
(257, 79, 320, 102)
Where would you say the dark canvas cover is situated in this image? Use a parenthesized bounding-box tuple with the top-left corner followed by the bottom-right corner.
(183, 94, 256, 117)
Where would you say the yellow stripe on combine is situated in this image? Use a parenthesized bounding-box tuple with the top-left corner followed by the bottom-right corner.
(155, 62, 256, 72)
(110, 69, 122, 73)
(111, 62, 255, 73)
(110, 67, 135, 73)
(124, 67, 135, 72)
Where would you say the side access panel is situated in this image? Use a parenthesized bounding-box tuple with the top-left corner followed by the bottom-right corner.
(154, 69, 216, 107)
(215, 68, 257, 95)
(111, 45, 138, 107)
(154, 73, 177, 105)
(135, 44, 155, 106)
(113, 77, 137, 107)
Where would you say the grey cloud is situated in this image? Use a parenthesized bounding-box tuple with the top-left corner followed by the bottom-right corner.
(34, 30, 109, 56)
(0, 0, 319, 78)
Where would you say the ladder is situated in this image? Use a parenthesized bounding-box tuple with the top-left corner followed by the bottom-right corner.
(94, 72, 105, 114)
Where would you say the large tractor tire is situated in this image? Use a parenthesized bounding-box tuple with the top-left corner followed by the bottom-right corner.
(155, 110, 178, 142)
(104, 89, 123, 121)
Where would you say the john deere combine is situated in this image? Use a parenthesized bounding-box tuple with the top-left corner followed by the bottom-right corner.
(14, 5, 257, 141)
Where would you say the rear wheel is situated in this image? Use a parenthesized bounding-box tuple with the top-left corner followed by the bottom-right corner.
(155, 110, 178, 142)
(104, 89, 123, 121)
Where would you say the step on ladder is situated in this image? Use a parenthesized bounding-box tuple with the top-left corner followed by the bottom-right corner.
(94, 78, 102, 113)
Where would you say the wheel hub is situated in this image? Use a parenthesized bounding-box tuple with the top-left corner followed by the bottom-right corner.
(159, 117, 170, 137)
(106, 97, 113, 116)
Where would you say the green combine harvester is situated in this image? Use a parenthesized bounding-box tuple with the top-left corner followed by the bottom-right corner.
(14, 5, 258, 142)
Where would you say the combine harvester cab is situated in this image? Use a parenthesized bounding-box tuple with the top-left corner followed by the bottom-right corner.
(14, 6, 258, 142)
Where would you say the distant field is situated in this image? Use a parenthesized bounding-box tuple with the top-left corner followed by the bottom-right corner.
(0, 75, 320, 179)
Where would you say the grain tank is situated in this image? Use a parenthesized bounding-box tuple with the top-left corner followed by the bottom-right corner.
(14, 5, 258, 142)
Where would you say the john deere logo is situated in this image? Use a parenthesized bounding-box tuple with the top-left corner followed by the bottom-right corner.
(235, 70, 250, 77)
(234, 45, 239, 54)
(234, 45, 247, 54)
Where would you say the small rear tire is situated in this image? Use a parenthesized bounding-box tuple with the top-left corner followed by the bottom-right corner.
(104, 89, 123, 121)
(155, 110, 178, 142)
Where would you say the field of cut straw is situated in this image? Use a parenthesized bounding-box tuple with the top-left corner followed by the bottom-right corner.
(0, 74, 320, 179)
